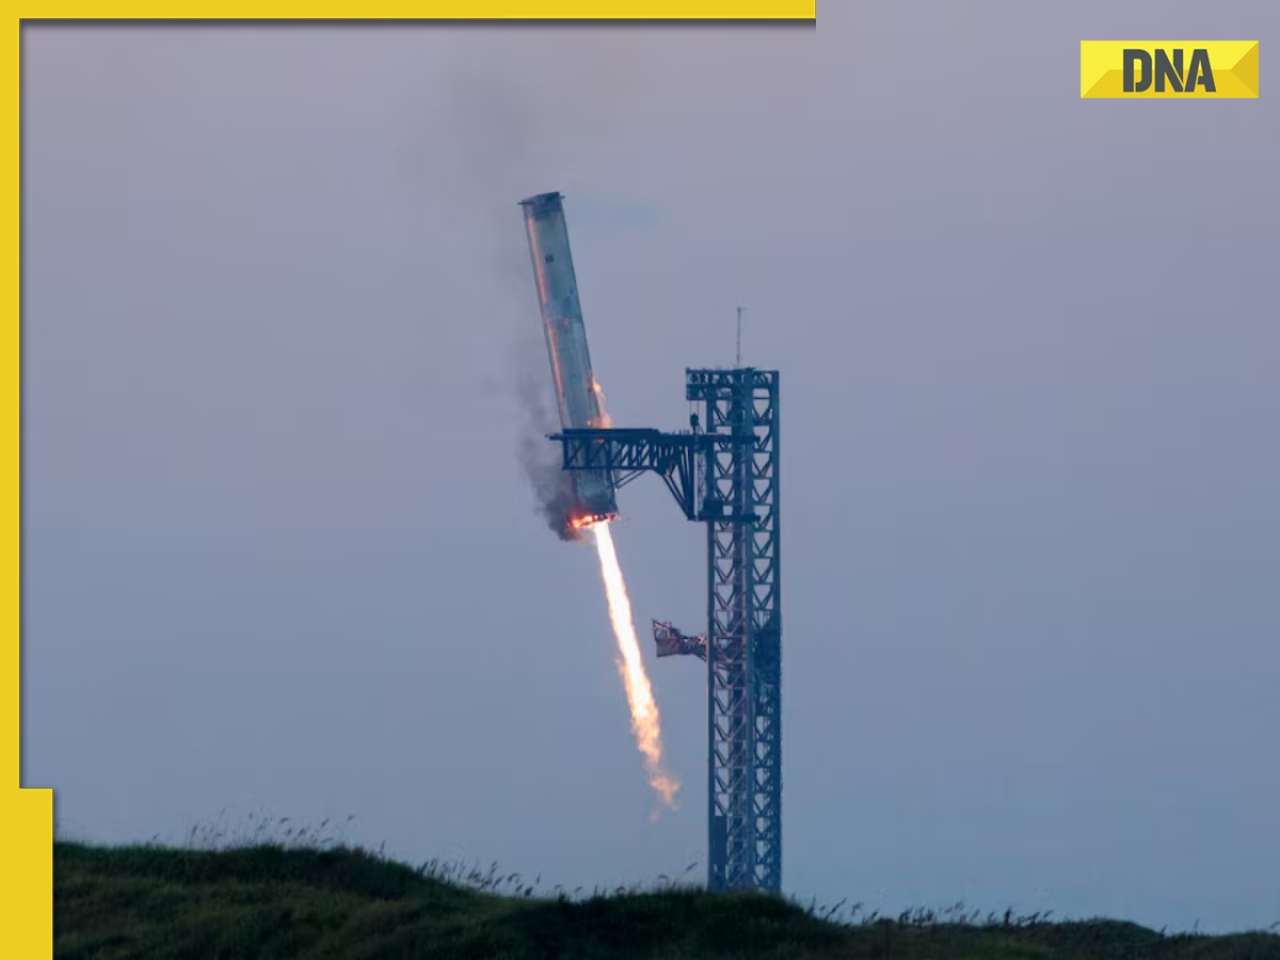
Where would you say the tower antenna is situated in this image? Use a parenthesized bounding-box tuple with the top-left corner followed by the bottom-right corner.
(736, 306, 744, 367)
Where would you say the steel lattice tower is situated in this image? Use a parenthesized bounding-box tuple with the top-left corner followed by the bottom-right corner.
(691, 369, 781, 892)
(552, 367, 782, 893)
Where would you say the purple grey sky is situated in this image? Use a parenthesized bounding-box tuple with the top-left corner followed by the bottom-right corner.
(22, 3, 1280, 931)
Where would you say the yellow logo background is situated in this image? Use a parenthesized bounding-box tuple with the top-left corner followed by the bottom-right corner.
(1080, 40, 1259, 99)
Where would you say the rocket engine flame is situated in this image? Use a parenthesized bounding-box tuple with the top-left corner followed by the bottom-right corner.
(590, 520, 679, 810)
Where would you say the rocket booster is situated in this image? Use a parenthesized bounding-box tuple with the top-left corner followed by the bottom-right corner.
(520, 191, 618, 522)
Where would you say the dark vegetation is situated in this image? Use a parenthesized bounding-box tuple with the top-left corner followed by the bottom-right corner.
(56, 841, 1280, 959)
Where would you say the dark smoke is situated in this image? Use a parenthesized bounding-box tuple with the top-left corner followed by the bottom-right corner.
(514, 335, 582, 542)
(430, 52, 635, 544)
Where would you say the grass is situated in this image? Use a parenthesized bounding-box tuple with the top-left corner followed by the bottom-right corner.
(55, 841, 1280, 959)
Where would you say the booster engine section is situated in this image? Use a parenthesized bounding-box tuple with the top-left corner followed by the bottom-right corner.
(521, 191, 618, 524)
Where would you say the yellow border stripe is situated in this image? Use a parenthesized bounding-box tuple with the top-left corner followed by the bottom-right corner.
(4, 9, 54, 957)
(20, 2, 816, 16)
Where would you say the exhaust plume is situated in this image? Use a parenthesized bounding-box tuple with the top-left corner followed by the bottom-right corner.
(591, 520, 680, 810)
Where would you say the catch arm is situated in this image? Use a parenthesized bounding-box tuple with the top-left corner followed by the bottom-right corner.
(550, 427, 706, 521)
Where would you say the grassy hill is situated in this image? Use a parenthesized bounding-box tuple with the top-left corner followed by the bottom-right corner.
(55, 842, 1280, 959)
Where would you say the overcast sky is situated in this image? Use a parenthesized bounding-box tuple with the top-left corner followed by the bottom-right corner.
(22, 2, 1280, 932)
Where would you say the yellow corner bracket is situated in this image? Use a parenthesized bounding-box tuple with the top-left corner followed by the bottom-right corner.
(1, 4, 815, 956)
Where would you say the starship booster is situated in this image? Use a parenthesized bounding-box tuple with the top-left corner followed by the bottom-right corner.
(521, 191, 618, 523)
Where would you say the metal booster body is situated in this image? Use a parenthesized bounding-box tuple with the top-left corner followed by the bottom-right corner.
(521, 192, 618, 522)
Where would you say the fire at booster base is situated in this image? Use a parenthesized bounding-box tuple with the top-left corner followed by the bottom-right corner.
(521, 191, 618, 525)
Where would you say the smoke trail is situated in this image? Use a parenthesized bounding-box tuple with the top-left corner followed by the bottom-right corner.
(516, 423, 580, 542)
(513, 337, 582, 541)
(591, 521, 680, 810)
